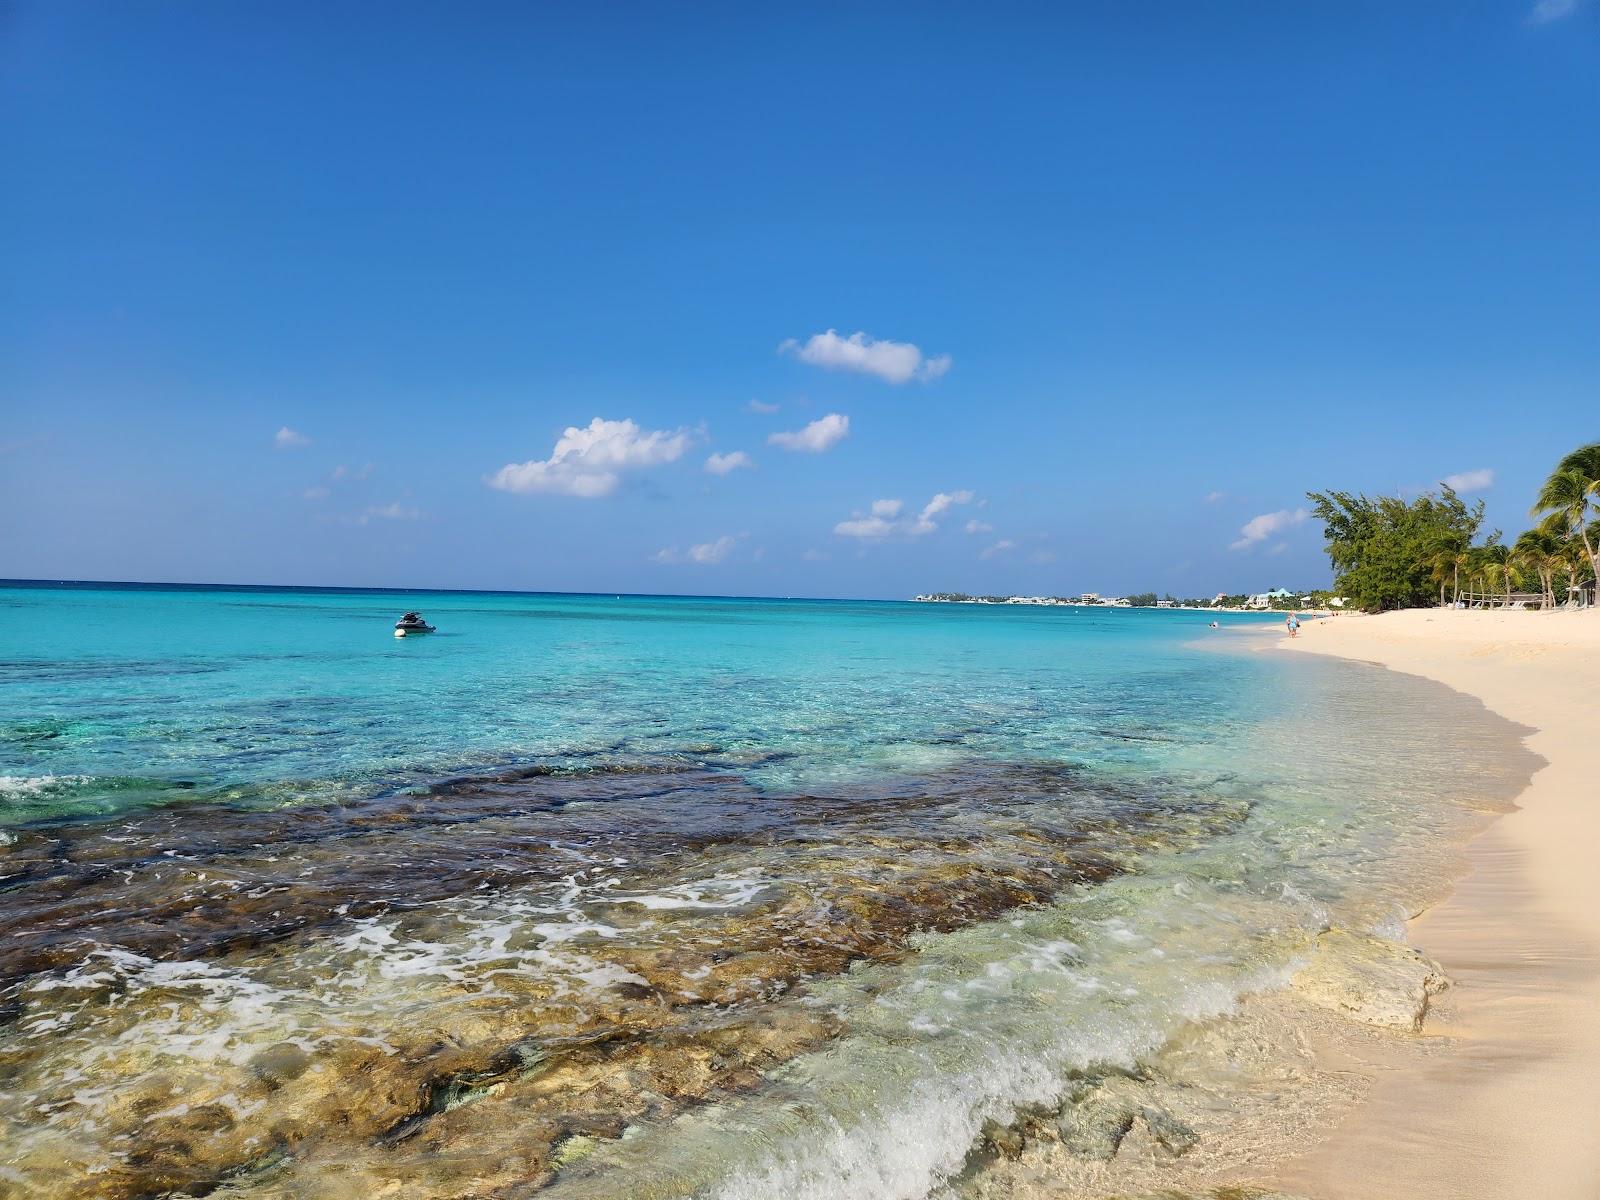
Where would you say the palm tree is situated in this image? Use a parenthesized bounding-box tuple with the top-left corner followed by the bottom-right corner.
(1561, 536, 1594, 607)
(1428, 548, 1457, 607)
(1447, 547, 1470, 604)
(1462, 551, 1496, 607)
(1532, 442, 1600, 592)
(1471, 543, 1512, 606)
(1513, 527, 1563, 609)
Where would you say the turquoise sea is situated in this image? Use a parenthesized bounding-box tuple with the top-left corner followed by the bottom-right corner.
(0, 583, 1535, 1199)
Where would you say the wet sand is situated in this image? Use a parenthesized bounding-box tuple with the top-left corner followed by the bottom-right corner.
(1273, 608, 1600, 1200)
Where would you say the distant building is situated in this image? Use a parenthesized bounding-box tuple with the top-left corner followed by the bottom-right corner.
(1245, 588, 1293, 610)
(1156, 599, 1174, 608)
(1080, 592, 1100, 604)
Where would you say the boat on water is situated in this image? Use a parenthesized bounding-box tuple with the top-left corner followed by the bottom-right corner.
(393, 611, 435, 637)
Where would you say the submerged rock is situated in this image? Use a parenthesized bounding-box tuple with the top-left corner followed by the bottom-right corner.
(1053, 1078, 1199, 1162)
(980, 1116, 1028, 1159)
(1139, 1104, 1199, 1156)
(1291, 928, 1450, 1032)
(1055, 1087, 1138, 1160)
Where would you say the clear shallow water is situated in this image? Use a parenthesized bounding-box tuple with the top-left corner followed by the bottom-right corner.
(3, 585, 1290, 820)
(0, 584, 1536, 1199)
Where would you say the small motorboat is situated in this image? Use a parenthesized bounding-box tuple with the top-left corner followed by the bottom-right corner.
(394, 611, 436, 637)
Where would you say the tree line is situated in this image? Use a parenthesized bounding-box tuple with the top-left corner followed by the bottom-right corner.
(1308, 442, 1600, 612)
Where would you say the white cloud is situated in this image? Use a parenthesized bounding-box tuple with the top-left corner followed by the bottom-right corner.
(919, 490, 974, 522)
(746, 399, 780, 414)
(1440, 468, 1494, 494)
(964, 519, 993, 535)
(1204, 490, 1228, 504)
(689, 536, 738, 564)
(489, 417, 692, 497)
(705, 450, 754, 475)
(303, 486, 331, 501)
(801, 548, 829, 562)
(332, 463, 374, 481)
(274, 426, 310, 449)
(768, 413, 850, 453)
(656, 535, 740, 565)
(778, 329, 952, 384)
(1529, 0, 1583, 23)
(980, 539, 1017, 559)
(834, 515, 897, 538)
(834, 489, 974, 539)
(1230, 508, 1308, 551)
(356, 501, 421, 525)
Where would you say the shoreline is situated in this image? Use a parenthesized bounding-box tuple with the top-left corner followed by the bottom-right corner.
(1271, 608, 1600, 1199)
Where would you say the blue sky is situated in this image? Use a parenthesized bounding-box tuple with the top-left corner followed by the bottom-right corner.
(3, 1, 1596, 599)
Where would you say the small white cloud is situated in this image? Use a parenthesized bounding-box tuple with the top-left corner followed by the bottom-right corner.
(705, 450, 754, 475)
(1529, 0, 1583, 23)
(801, 548, 829, 562)
(1440, 468, 1494, 494)
(657, 535, 740, 565)
(871, 498, 904, 518)
(980, 539, 1017, 559)
(834, 515, 897, 538)
(1204, 490, 1228, 504)
(689, 537, 737, 564)
(768, 413, 850, 453)
(1230, 508, 1308, 551)
(964, 519, 993, 535)
(778, 329, 951, 384)
(919, 490, 974, 522)
(274, 426, 311, 449)
(332, 463, 375, 482)
(303, 485, 331, 501)
(1267, 542, 1289, 556)
(746, 399, 780, 414)
(356, 501, 421, 525)
(489, 417, 692, 497)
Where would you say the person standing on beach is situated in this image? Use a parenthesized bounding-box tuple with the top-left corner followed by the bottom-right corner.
(1286, 611, 1300, 638)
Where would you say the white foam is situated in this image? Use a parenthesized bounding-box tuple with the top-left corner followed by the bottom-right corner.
(609, 873, 769, 910)
(0, 774, 90, 800)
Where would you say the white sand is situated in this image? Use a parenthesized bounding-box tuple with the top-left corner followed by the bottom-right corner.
(1271, 608, 1600, 1199)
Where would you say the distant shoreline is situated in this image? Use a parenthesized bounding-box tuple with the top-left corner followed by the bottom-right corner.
(0, 578, 1318, 611)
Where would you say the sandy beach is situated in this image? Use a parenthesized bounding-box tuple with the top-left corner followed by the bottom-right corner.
(1273, 608, 1600, 1200)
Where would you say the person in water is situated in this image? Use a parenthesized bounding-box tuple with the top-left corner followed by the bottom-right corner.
(1286, 611, 1300, 638)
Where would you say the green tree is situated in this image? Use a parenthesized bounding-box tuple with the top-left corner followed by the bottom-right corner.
(1531, 442, 1600, 594)
(1428, 548, 1460, 607)
(1513, 525, 1566, 608)
(1306, 487, 1484, 612)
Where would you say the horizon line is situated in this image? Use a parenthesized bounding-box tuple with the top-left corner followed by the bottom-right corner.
(0, 577, 1301, 609)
